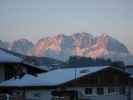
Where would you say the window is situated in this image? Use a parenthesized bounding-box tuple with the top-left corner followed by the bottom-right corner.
(33, 93, 41, 98)
(119, 87, 126, 95)
(97, 88, 104, 95)
(108, 87, 115, 94)
(85, 88, 92, 95)
(52, 96, 64, 100)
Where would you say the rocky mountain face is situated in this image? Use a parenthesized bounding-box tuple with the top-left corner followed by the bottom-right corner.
(11, 39, 34, 55)
(85, 33, 129, 59)
(0, 33, 130, 61)
(31, 33, 129, 60)
(31, 33, 95, 60)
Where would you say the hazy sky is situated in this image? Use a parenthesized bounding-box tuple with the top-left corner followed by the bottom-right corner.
(0, 0, 133, 53)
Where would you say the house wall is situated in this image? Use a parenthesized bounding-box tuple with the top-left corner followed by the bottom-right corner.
(87, 95, 127, 100)
(0, 65, 5, 82)
(8, 86, 133, 100)
(67, 87, 129, 100)
(25, 89, 52, 100)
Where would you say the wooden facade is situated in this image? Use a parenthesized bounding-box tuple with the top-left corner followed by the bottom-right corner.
(0, 63, 46, 82)
(61, 67, 130, 87)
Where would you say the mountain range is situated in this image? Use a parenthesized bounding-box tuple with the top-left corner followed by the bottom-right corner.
(0, 33, 130, 61)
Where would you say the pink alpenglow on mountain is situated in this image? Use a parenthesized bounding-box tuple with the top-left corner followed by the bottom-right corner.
(0, 33, 129, 61)
(88, 33, 108, 59)
(31, 33, 129, 60)
(32, 35, 62, 57)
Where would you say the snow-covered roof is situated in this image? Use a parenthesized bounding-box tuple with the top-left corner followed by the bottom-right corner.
(130, 75, 133, 78)
(0, 66, 117, 87)
(125, 67, 133, 75)
(0, 49, 22, 63)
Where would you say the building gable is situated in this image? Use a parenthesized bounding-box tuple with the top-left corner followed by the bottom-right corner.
(60, 67, 130, 87)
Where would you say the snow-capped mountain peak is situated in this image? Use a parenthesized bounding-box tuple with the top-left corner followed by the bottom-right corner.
(0, 33, 130, 61)
(30, 33, 129, 60)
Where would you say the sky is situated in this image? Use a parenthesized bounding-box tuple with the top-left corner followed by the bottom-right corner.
(0, 0, 133, 53)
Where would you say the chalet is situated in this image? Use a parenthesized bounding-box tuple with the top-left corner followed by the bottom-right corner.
(0, 48, 47, 82)
(0, 66, 132, 100)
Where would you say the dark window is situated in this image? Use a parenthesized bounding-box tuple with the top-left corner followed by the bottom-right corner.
(97, 88, 104, 95)
(119, 87, 126, 95)
(33, 93, 40, 98)
(108, 87, 115, 94)
(85, 88, 92, 95)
